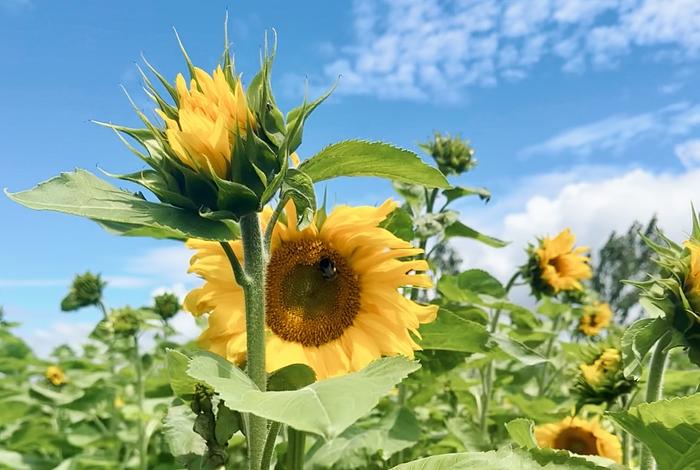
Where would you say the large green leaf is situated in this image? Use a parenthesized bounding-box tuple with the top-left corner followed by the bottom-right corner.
(418, 308, 491, 353)
(444, 221, 508, 248)
(437, 269, 506, 301)
(505, 418, 538, 449)
(620, 317, 681, 379)
(306, 408, 421, 469)
(5, 169, 238, 241)
(299, 141, 449, 188)
(608, 393, 700, 470)
(392, 447, 624, 469)
(163, 403, 207, 468)
(186, 353, 419, 440)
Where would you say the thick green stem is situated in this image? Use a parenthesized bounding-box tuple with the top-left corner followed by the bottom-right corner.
(260, 422, 282, 470)
(621, 394, 633, 467)
(640, 334, 671, 470)
(133, 336, 147, 470)
(286, 428, 306, 470)
(239, 213, 268, 470)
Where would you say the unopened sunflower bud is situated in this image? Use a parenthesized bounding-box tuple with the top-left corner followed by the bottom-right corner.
(153, 292, 181, 321)
(109, 307, 141, 337)
(419, 132, 476, 176)
(61, 272, 105, 312)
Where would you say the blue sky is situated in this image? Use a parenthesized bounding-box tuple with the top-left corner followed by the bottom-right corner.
(2, 0, 700, 354)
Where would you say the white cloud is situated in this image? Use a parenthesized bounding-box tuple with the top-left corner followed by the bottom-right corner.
(674, 139, 700, 168)
(522, 102, 700, 157)
(455, 166, 700, 287)
(125, 244, 194, 286)
(32, 321, 94, 358)
(319, 0, 700, 101)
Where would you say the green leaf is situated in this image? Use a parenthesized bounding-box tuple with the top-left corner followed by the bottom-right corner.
(442, 186, 491, 204)
(186, 353, 419, 440)
(392, 446, 625, 469)
(299, 141, 449, 188)
(505, 418, 538, 449)
(380, 206, 415, 242)
(444, 221, 508, 248)
(268, 363, 316, 391)
(166, 349, 200, 399)
(5, 169, 237, 241)
(280, 169, 316, 230)
(163, 403, 207, 467)
(620, 318, 669, 379)
(418, 308, 491, 353)
(306, 408, 421, 469)
(608, 393, 700, 470)
(489, 333, 549, 366)
(214, 401, 240, 446)
(438, 270, 506, 301)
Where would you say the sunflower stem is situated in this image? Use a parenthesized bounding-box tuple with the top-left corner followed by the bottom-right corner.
(220, 241, 250, 288)
(260, 421, 282, 470)
(621, 394, 634, 467)
(538, 315, 562, 395)
(133, 335, 148, 470)
(286, 428, 306, 470)
(263, 195, 289, 256)
(239, 212, 267, 470)
(479, 272, 520, 439)
(640, 333, 671, 470)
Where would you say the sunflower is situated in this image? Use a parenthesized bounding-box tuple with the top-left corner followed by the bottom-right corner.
(684, 240, 700, 314)
(536, 229, 592, 293)
(185, 200, 438, 379)
(578, 302, 613, 337)
(579, 348, 621, 387)
(45, 365, 66, 386)
(155, 66, 256, 179)
(535, 417, 622, 463)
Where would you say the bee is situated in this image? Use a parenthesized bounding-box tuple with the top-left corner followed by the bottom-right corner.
(319, 257, 337, 280)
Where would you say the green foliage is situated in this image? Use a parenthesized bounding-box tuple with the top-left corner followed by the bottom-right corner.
(609, 393, 700, 470)
(299, 140, 450, 188)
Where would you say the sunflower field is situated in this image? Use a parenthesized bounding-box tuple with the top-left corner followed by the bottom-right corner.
(3, 24, 700, 470)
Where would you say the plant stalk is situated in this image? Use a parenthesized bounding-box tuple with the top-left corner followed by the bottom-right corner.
(640, 333, 671, 470)
(286, 428, 306, 470)
(538, 315, 562, 394)
(260, 421, 282, 470)
(239, 213, 268, 470)
(133, 335, 147, 470)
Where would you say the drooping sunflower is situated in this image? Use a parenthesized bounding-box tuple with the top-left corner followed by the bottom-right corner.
(185, 200, 438, 379)
(535, 417, 622, 463)
(45, 365, 66, 386)
(578, 302, 613, 337)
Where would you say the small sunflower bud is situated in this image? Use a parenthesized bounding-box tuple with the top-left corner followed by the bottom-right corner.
(61, 272, 105, 312)
(153, 292, 181, 321)
(109, 307, 141, 337)
(419, 132, 476, 176)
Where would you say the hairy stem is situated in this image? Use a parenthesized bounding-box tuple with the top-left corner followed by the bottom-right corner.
(133, 336, 147, 470)
(239, 213, 268, 470)
(260, 421, 282, 470)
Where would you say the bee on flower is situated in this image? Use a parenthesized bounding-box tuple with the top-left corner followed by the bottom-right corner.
(45, 365, 66, 386)
(535, 416, 622, 463)
(522, 228, 593, 299)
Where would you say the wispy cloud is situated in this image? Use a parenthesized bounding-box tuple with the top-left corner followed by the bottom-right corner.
(675, 139, 700, 168)
(521, 102, 700, 157)
(318, 0, 700, 101)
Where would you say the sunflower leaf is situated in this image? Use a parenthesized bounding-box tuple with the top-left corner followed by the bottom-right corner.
(391, 446, 625, 469)
(186, 353, 419, 440)
(5, 169, 238, 241)
(418, 308, 491, 353)
(299, 140, 450, 188)
(505, 418, 538, 449)
(608, 393, 700, 470)
(444, 220, 508, 248)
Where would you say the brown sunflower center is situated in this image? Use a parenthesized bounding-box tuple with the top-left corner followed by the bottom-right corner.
(554, 427, 599, 456)
(265, 239, 361, 347)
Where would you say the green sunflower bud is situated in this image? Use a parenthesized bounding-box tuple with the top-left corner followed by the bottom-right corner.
(153, 292, 181, 321)
(419, 132, 476, 176)
(61, 272, 105, 312)
(109, 307, 141, 337)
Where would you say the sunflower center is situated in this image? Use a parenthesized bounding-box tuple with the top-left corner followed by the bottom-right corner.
(265, 239, 361, 347)
(554, 427, 598, 456)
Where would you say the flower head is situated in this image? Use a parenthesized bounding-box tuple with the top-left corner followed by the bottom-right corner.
(578, 302, 613, 337)
(526, 228, 592, 296)
(684, 240, 700, 313)
(45, 365, 66, 386)
(419, 132, 476, 176)
(185, 200, 438, 379)
(156, 67, 255, 179)
(61, 271, 105, 312)
(535, 417, 621, 463)
(153, 292, 181, 321)
(579, 348, 621, 387)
